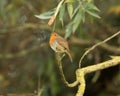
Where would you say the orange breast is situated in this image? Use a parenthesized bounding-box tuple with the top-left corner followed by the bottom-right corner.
(49, 35, 57, 46)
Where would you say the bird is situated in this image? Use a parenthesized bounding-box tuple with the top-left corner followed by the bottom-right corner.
(49, 32, 72, 62)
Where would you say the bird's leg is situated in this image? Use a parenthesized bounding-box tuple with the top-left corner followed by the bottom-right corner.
(57, 52, 65, 61)
(61, 53, 65, 60)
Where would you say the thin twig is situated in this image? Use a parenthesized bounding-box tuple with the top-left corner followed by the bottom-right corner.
(48, 0, 64, 25)
(79, 31, 120, 67)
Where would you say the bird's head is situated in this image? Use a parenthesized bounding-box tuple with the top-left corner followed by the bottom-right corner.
(51, 32, 59, 38)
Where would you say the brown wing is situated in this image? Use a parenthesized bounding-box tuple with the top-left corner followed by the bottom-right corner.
(55, 37, 70, 51)
(56, 37, 72, 62)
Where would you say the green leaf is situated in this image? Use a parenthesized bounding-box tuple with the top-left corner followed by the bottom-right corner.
(59, 4, 65, 26)
(81, 12, 85, 23)
(84, 2, 100, 12)
(65, 9, 83, 38)
(72, 5, 80, 18)
(87, 3, 100, 11)
(35, 9, 55, 19)
(65, 22, 73, 39)
(91, 5, 100, 12)
(86, 10, 101, 18)
(72, 9, 82, 32)
(67, 3, 73, 19)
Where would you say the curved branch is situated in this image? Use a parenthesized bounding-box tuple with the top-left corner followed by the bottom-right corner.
(77, 56, 120, 74)
(57, 53, 79, 87)
(75, 56, 120, 96)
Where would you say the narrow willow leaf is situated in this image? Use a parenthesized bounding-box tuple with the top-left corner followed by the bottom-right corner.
(54, 0, 64, 17)
(65, 22, 73, 39)
(35, 9, 55, 19)
(48, 0, 64, 26)
(91, 5, 100, 12)
(86, 10, 101, 18)
(87, 3, 100, 11)
(72, 5, 80, 18)
(72, 9, 82, 32)
(67, 3, 73, 19)
(84, 2, 100, 12)
(59, 4, 65, 26)
(81, 12, 85, 23)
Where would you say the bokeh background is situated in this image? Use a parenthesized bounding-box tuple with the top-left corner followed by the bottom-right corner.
(0, 0, 120, 96)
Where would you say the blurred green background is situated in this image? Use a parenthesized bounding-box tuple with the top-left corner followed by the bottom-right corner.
(0, 0, 120, 96)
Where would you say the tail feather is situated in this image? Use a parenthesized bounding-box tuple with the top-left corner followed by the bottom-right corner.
(66, 51, 73, 62)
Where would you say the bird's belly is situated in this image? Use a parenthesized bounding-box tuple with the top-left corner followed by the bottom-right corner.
(51, 41, 65, 53)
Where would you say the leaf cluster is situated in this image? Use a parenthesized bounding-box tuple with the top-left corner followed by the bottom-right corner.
(35, 0, 100, 38)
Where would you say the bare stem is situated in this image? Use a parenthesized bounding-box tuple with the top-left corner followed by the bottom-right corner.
(79, 31, 120, 67)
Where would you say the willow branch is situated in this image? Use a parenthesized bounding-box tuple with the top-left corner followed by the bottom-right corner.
(77, 56, 120, 75)
(57, 56, 120, 95)
(76, 70, 85, 96)
(56, 53, 79, 87)
(75, 56, 120, 96)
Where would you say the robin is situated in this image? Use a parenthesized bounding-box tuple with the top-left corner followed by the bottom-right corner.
(49, 32, 72, 62)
